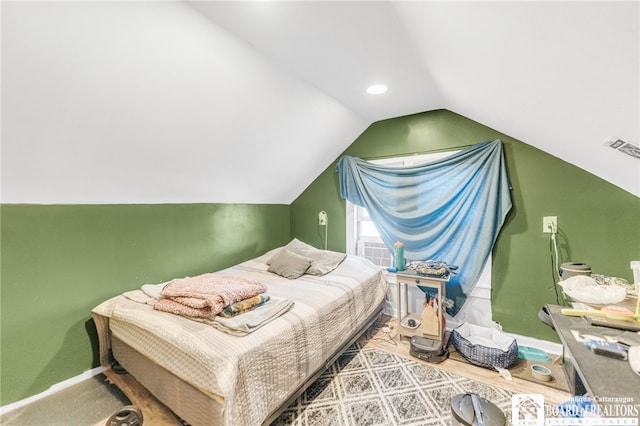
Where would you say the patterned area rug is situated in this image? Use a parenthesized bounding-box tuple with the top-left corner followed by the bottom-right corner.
(270, 343, 515, 426)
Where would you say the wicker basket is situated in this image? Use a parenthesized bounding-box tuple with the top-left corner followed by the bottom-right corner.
(448, 323, 518, 369)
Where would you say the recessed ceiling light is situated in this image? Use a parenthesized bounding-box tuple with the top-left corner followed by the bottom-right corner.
(366, 84, 387, 95)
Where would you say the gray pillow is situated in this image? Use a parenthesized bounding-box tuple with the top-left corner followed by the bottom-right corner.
(283, 238, 346, 276)
(267, 249, 312, 279)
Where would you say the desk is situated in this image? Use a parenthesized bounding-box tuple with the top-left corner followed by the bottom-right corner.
(546, 304, 640, 398)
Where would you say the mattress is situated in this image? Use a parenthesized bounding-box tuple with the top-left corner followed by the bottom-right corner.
(93, 250, 388, 426)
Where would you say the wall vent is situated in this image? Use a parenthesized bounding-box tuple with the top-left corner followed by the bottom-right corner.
(607, 138, 640, 159)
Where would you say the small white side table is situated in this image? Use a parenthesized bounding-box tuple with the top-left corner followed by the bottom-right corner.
(396, 271, 448, 341)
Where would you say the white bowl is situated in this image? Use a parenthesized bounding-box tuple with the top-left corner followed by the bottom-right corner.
(531, 364, 552, 382)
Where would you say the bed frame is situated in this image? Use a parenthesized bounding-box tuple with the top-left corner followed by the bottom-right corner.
(105, 302, 384, 426)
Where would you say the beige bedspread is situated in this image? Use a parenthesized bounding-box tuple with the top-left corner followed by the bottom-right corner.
(92, 251, 388, 426)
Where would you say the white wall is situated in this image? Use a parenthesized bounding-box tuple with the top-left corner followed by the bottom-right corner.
(1, 1, 366, 204)
(3, 1, 638, 204)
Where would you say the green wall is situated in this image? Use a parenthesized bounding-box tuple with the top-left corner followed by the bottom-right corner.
(0, 203, 290, 406)
(291, 109, 640, 341)
(2, 108, 639, 407)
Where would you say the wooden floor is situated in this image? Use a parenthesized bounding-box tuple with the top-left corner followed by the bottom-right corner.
(362, 317, 572, 406)
(100, 316, 573, 425)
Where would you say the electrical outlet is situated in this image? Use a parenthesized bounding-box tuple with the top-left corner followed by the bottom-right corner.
(543, 216, 557, 233)
(318, 211, 328, 226)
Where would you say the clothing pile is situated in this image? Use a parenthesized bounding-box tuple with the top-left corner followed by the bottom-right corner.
(124, 273, 294, 336)
(154, 274, 268, 319)
(406, 260, 458, 279)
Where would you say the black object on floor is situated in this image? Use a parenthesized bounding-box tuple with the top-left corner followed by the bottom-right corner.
(106, 405, 143, 426)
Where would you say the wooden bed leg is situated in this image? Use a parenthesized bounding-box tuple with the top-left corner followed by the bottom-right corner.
(102, 368, 184, 426)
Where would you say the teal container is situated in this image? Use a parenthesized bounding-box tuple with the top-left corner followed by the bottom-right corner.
(394, 242, 405, 271)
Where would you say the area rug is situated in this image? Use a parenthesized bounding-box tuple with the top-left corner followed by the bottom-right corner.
(270, 343, 517, 426)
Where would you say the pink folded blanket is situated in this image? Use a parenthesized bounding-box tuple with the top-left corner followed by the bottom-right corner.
(154, 274, 267, 319)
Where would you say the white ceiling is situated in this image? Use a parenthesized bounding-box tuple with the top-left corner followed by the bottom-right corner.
(2, 1, 638, 203)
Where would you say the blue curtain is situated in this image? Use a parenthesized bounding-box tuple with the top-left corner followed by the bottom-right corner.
(336, 140, 512, 315)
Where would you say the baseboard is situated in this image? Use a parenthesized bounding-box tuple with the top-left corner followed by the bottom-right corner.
(0, 366, 106, 416)
(505, 332, 563, 356)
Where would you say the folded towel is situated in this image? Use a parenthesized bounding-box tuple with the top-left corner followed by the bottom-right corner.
(155, 274, 267, 319)
(122, 283, 292, 336)
(218, 294, 271, 318)
(122, 283, 165, 305)
(122, 289, 156, 305)
(204, 297, 295, 336)
(141, 283, 166, 300)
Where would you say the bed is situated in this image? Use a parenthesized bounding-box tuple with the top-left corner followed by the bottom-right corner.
(92, 240, 388, 426)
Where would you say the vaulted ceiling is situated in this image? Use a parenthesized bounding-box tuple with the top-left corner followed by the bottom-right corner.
(2, 1, 638, 203)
